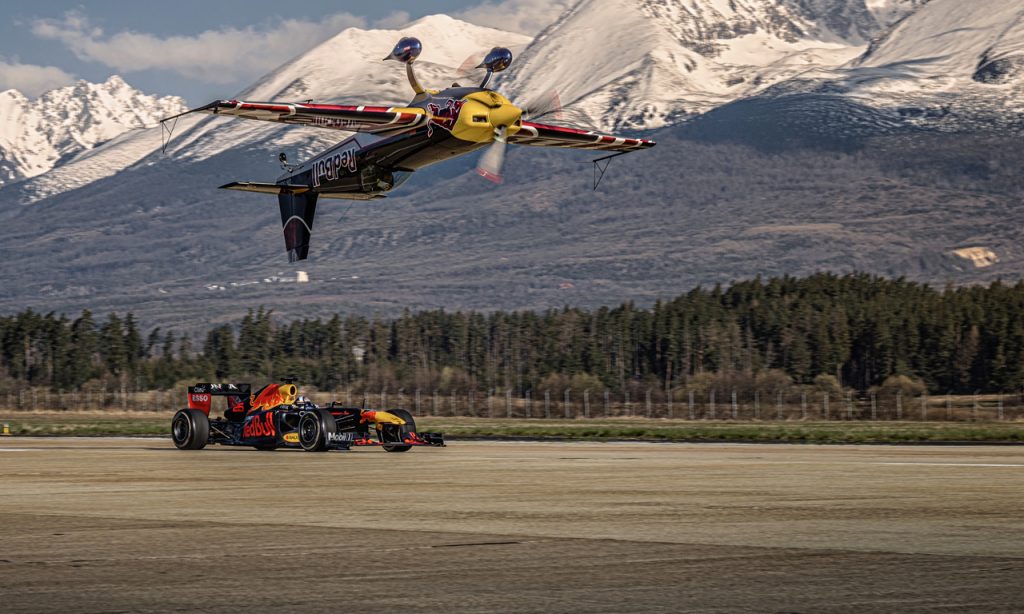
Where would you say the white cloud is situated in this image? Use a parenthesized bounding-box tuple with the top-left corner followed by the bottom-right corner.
(0, 58, 75, 97)
(456, 0, 573, 35)
(23, 4, 570, 91)
(373, 11, 413, 30)
(30, 11, 371, 84)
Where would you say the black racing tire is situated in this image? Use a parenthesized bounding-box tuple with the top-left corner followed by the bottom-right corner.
(381, 408, 415, 453)
(299, 408, 336, 452)
(171, 409, 209, 450)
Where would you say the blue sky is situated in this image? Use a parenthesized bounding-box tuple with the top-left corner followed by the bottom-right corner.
(1, 1, 567, 103)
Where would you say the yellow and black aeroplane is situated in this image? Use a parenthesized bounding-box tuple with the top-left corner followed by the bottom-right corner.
(162, 38, 655, 262)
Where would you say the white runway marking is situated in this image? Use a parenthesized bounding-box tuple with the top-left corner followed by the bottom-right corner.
(874, 462, 1024, 468)
(0, 448, 35, 452)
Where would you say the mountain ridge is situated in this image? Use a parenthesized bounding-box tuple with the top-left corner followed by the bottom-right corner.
(0, 76, 187, 186)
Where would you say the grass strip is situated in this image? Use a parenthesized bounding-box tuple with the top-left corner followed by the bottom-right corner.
(0, 413, 1021, 443)
(415, 418, 1024, 443)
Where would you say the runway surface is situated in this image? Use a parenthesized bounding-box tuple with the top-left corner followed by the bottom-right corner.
(1, 438, 1023, 612)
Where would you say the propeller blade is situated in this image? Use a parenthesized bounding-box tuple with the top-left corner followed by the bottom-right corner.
(523, 90, 563, 121)
(450, 51, 486, 86)
(476, 126, 508, 184)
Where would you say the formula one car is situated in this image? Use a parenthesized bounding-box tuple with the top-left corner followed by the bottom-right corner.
(171, 381, 444, 452)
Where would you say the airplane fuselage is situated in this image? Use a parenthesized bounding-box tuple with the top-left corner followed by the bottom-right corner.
(282, 86, 523, 199)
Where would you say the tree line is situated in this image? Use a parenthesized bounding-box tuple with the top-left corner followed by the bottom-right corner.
(2, 273, 1023, 396)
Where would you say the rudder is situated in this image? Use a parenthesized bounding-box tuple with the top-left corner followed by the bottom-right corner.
(278, 191, 319, 262)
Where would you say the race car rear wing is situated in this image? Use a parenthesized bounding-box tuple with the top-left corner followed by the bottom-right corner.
(187, 383, 253, 416)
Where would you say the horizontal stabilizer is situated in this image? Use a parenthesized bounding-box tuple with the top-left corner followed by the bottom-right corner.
(319, 192, 386, 200)
(220, 182, 385, 200)
(220, 182, 309, 195)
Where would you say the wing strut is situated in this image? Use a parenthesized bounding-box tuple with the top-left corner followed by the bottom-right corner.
(159, 102, 217, 153)
(160, 115, 180, 154)
(592, 151, 631, 191)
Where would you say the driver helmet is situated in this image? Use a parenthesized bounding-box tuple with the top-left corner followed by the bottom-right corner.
(296, 395, 310, 406)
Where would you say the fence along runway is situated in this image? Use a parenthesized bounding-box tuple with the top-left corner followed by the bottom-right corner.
(1, 438, 1023, 612)
(2, 387, 1020, 422)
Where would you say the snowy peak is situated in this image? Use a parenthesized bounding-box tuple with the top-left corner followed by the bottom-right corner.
(763, 0, 1024, 132)
(711, 0, 1024, 139)
(854, 0, 1024, 84)
(0, 76, 186, 185)
(638, 0, 873, 53)
(241, 14, 531, 104)
(502, 0, 921, 132)
(864, 0, 931, 31)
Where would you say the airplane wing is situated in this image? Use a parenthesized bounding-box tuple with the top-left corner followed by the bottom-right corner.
(507, 121, 655, 152)
(162, 99, 429, 135)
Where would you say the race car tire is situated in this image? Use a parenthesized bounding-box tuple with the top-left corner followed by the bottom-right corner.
(381, 408, 415, 453)
(299, 408, 336, 452)
(171, 409, 209, 450)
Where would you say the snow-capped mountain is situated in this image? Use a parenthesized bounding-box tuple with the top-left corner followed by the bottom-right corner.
(850, 0, 1024, 128)
(501, 0, 924, 132)
(5, 15, 529, 204)
(0, 76, 186, 186)
(752, 0, 1024, 134)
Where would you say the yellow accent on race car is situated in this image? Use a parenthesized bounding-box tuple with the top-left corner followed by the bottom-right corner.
(283, 432, 300, 443)
(249, 383, 298, 412)
(371, 411, 407, 426)
(451, 91, 522, 144)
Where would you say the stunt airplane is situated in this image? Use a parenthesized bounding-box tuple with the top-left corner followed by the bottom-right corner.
(161, 37, 655, 262)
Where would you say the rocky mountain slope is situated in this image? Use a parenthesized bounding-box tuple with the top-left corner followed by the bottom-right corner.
(0, 76, 186, 187)
(1, 125, 1020, 331)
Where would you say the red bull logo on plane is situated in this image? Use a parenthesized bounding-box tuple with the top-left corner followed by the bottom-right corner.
(427, 98, 465, 137)
(312, 146, 358, 187)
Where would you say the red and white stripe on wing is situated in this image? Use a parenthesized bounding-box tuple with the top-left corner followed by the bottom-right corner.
(508, 121, 655, 152)
(195, 99, 429, 134)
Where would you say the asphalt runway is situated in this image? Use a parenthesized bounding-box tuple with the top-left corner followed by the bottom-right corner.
(2, 438, 1023, 612)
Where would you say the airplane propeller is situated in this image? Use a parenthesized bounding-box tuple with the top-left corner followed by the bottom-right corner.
(450, 52, 486, 86)
(466, 47, 562, 184)
(476, 125, 508, 184)
(474, 90, 561, 183)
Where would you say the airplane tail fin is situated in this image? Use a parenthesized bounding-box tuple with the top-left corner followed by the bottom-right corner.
(218, 182, 318, 262)
(278, 191, 319, 263)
